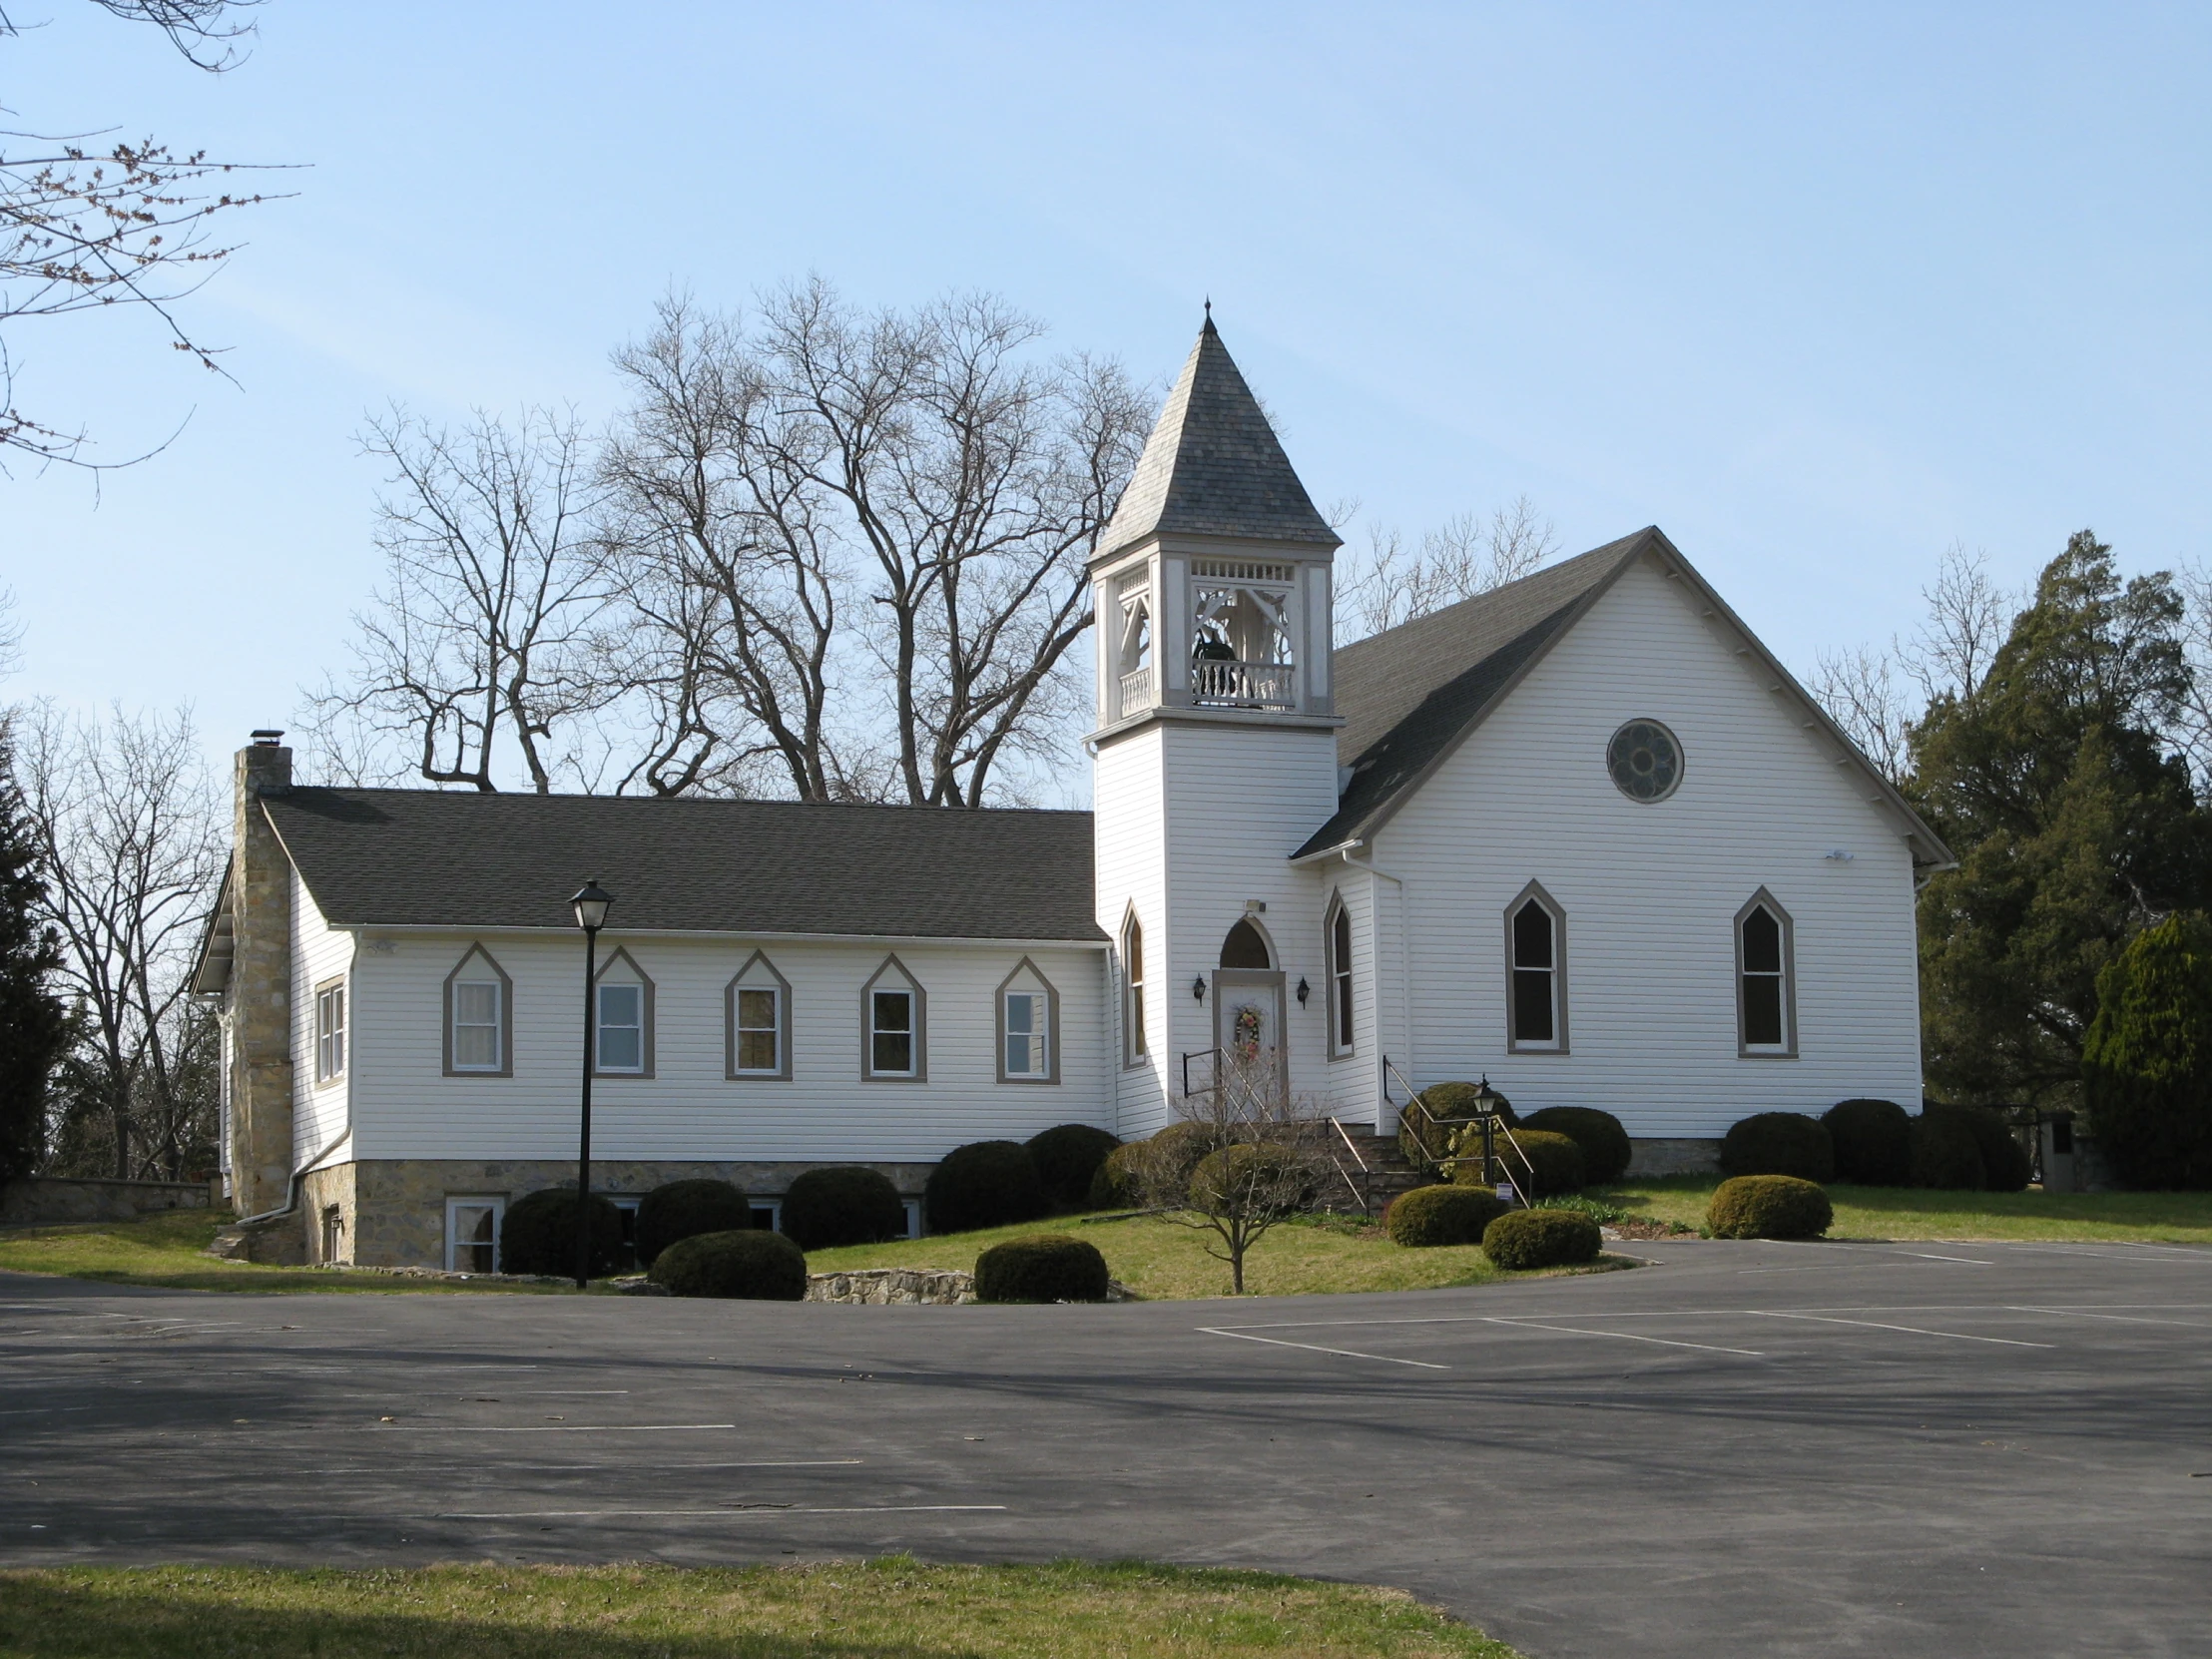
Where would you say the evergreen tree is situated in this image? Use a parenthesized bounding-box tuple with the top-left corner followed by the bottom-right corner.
(1913, 532, 2212, 1104)
(2081, 913, 2212, 1189)
(0, 729, 66, 1187)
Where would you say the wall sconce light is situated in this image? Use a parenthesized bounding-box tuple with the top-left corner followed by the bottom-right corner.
(1296, 977, 1311, 1006)
(1192, 975, 1207, 1002)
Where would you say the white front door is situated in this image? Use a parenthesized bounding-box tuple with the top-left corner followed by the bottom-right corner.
(1213, 970, 1288, 1107)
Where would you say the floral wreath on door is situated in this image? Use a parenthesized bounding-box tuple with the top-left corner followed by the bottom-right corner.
(1231, 1003, 1265, 1062)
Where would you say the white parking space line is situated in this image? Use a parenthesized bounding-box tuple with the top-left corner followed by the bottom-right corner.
(2007, 1305, 2212, 1330)
(1194, 1328, 1448, 1369)
(1481, 1318, 1767, 1357)
(1750, 1311, 2053, 1348)
(0, 1406, 91, 1416)
(437, 1504, 1008, 1519)
(359, 1422, 740, 1433)
(1898, 1253, 1994, 1265)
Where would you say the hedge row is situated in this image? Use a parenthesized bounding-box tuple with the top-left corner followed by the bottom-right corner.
(1722, 1102, 2031, 1192)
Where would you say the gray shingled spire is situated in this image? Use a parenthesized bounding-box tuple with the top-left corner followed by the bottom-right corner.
(1098, 316, 1342, 558)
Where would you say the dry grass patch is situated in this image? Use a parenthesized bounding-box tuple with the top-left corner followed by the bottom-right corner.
(0, 1558, 1520, 1658)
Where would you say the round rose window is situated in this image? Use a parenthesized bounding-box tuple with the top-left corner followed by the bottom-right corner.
(1607, 720, 1682, 803)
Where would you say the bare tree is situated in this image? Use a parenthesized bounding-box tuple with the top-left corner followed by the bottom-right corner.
(16, 703, 222, 1179)
(1130, 1062, 1327, 1295)
(1, 0, 280, 466)
(754, 280, 1149, 806)
(1809, 643, 1913, 785)
(1900, 541, 2010, 706)
(308, 406, 623, 793)
(1339, 495, 1560, 641)
(598, 295, 858, 801)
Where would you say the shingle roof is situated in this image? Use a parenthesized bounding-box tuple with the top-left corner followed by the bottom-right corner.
(1097, 317, 1341, 558)
(260, 790, 1105, 940)
(1294, 530, 1661, 857)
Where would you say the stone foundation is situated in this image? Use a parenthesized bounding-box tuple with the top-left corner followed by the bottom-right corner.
(306, 1158, 940, 1270)
(1624, 1138, 1724, 1177)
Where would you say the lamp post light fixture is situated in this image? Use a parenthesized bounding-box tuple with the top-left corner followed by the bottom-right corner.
(570, 880, 613, 1290)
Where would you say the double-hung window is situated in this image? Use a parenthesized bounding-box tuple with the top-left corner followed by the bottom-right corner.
(861, 957, 925, 1080)
(1506, 883, 1567, 1052)
(870, 989, 915, 1075)
(596, 983, 643, 1071)
(736, 986, 781, 1072)
(997, 959, 1059, 1083)
(451, 981, 504, 1071)
(315, 979, 346, 1082)
(1004, 992, 1047, 1077)
(1737, 891, 1796, 1055)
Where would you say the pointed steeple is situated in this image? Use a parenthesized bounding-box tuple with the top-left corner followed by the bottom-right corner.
(1098, 315, 1341, 559)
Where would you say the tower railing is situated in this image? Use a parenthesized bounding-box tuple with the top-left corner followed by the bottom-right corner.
(1117, 665, 1154, 719)
(1191, 659, 1297, 710)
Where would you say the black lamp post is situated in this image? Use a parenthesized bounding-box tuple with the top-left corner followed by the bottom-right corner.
(570, 880, 613, 1290)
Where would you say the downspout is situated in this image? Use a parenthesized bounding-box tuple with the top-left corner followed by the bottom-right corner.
(1341, 844, 1412, 1129)
(229, 1129, 352, 1228)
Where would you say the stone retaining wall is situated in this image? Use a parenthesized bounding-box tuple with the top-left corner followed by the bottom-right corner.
(1, 1177, 214, 1226)
(1624, 1138, 1723, 1177)
(806, 1268, 977, 1306)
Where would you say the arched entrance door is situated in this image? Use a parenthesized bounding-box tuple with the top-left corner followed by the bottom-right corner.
(1214, 917, 1287, 1107)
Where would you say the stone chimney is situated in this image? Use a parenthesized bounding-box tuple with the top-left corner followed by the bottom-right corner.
(226, 732, 294, 1217)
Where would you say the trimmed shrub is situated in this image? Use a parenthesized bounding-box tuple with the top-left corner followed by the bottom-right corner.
(779, 1166, 905, 1251)
(1519, 1107, 1631, 1185)
(1087, 1142, 1147, 1210)
(1482, 1208, 1602, 1270)
(499, 1188, 625, 1278)
(1707, 1175, 1833, 1240)
(1471, 1128, 1583, 1198)
(1719, 1112, 1836, 1184)
(1925, 1103, 2032, 1193)
(1909, 1111, 1985, 1190)
(1398, 1080, 1514, 1168)
(1822, 1099, 1914, 1186)
(1188, 1144, 1313, 1215)
(2083, 913, 2212, 1189)
(1384, 1183, 1507, 1248)
(1026, 1123, 1122, 1210)
(923, 1140, 1052, 1236)
(649, 1228, 807, 1300)
(973, 1233, 1110, 1303)
(634, 1178, 751, 1269)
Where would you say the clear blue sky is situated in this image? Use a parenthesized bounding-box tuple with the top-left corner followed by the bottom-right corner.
(8, 3, 2209, 785)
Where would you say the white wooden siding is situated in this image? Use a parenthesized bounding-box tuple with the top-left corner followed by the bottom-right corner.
(344, 934, 1109, 1163)
(1374, 552, 1924, 1136)
(289, 869, 355, 1165)
(1094, 727, 1171, 1136)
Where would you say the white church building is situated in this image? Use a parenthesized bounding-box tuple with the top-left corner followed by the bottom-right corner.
(196, 317, 1950, 1270)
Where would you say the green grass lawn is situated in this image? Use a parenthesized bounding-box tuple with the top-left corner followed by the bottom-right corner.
(0, 1211, 562, 1295)
(1603, 1178, 2212, 1244)
(808, 1210, 1630, 1300)
(0, 1558, 1519, 1659)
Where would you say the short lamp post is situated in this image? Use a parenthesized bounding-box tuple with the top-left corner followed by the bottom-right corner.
(570, 880, 613, 1290)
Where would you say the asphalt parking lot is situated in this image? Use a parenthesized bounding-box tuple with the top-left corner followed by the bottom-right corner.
(4, 1238, 2208, 1659)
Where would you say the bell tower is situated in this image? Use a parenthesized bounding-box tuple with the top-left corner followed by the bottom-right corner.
(1090, 315, 1345, 1134)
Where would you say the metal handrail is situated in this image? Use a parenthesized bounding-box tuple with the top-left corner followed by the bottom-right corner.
(1326, 1116, 1375, 1218)
(1379, 1055, 1532, 1206)
(1328, 1117, 1370, 1174)
(1181, 1047, 1220, 1101)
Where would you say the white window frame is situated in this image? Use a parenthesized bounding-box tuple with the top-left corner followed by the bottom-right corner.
(591, 947, 655, 1078)
(1736, 888, 1798, 1058)
(898, 1197, 923, 1240)
(314, 977, 346, 1084)
(1504, 880, 1569, 1054)
(725, 951, 793, 1081)
(749, 1198, 784, 1232)
(443, 944, 512, 1077)
(1120, 906, 1148, 1067)
(444, 1195, 505, 1274)
(995, 957, 1060, 1085)
(1325, 891, 1355, 1057)
(861, 955, 926, 1081)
